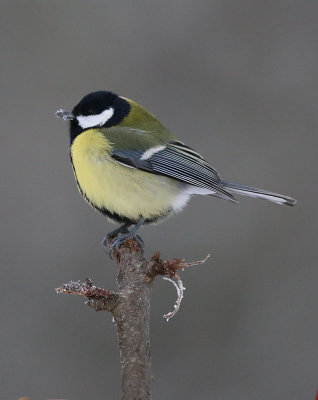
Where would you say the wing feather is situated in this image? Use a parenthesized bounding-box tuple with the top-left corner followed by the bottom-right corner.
(111, 140, 236, 202)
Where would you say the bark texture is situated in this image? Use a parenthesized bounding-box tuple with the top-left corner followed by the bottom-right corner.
(114, 242, 153, 400)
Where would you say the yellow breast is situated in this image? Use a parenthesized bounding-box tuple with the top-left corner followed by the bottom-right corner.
(70, 129, 181, 222)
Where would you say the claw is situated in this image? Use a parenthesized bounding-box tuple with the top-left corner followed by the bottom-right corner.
(102, 217, 145, 259)
(110, 232, 144, 253)
(102, 223, 131, 257)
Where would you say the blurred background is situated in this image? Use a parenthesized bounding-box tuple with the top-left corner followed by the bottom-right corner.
(1, 1, 317, 399)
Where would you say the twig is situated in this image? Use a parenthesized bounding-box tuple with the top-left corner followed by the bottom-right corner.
(177, 253, 211, 270)
(162, 274, 185, 321)
(56, 238, 210, 399)
(56, 278, 119, 312)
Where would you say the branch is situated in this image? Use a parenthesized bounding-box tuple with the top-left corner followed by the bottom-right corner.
(56, 238, 209, 399)
(147, 251, 210, 321)
(162, 275, 185, 321)
(56, 278, 119, 312)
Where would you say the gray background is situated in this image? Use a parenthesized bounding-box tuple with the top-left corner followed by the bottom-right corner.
(1, 1, 317, 399)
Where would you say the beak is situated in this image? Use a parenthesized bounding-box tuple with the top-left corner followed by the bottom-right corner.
(55, 109, 74, 120)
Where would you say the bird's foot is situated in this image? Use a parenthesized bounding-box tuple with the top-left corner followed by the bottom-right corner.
(110, 232, 144, 253)
(102, 224, 131, 252)
(102, 218, 145, 259)
(103, 229, 144, 259)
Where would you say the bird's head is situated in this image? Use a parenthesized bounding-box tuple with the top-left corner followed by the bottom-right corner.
(56, 91, 131, 142)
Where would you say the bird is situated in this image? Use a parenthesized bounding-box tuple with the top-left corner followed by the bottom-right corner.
(56, 90, 296, 251)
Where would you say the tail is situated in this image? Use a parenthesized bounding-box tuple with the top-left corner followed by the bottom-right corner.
(221, 181, 297, 206)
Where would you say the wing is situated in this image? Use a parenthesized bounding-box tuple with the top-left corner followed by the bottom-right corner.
(111, 140, 237, 202)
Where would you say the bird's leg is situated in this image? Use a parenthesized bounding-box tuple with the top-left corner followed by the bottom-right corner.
(102, 222, 132, 251)
(110, 217, 145, 252)
(107, 223, 132, 239)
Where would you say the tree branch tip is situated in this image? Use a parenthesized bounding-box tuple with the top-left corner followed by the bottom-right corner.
(55, 279, 114, 299)
(162, 275, 185, 321)
(56, 279, 120, 313)
(55, 279, 87, 295)
(180, 253, 211, 269)
(148, 252, 211, 280)
(159, 253, 210, 320)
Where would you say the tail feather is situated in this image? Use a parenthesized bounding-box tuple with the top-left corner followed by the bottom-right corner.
(221, 181, 297, 206)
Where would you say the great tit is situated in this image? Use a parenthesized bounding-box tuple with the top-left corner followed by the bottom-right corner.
(56, 90, 296, 249)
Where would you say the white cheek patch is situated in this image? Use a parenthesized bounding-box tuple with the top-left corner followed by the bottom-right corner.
(140, 145, 166, 160)
(77, 107, 114, 129)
